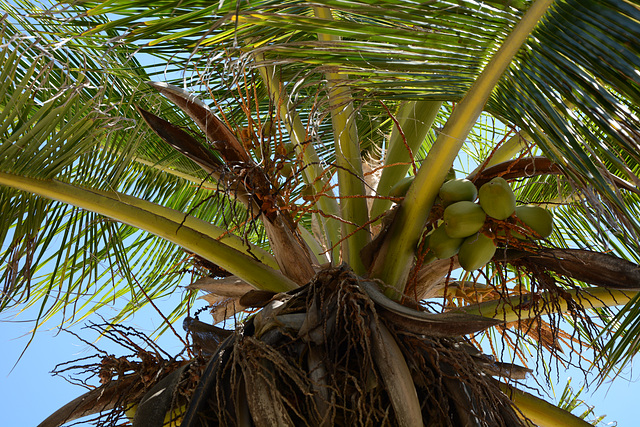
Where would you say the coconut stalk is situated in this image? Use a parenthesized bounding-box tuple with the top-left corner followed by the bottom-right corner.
(369, 100, 442, 221)
(313, 6, 371, 274)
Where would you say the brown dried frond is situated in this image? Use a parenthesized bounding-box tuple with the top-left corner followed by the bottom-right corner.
(44, 323, 198, 427)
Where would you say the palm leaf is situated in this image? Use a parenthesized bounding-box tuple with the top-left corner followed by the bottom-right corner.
(0, 14, 273, 332)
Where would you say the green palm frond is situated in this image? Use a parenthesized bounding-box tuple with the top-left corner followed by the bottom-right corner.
(65, 0, 640, 371)
(491, 0, 640, 241)
(0, 14, 272, 330)
(86, 0, 520, 96)
(66, 0, 640, 248)
(557, 378, 607, 424)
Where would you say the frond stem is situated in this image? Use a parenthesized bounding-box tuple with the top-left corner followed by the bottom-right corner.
(313, 6, 371, 274)
(0, 173, 297, 292)
(461, 287, 636, 323)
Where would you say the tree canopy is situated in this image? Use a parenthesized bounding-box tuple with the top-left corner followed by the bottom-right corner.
(2, 0, 640, 425)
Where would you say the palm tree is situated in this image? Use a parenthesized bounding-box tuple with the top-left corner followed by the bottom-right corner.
(2, 0, 640, 425)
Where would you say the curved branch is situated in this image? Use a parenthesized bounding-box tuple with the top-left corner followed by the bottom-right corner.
(38, 375, 143, 427)
(502, 248, 640, 289)
(0, 173, 298, 292)
(370, 319, 424, 427)
(461, 286, 637, 323)
(473, 156, 561, 187)
(474, 156, 639, 195)
(360, 279, 500, 336)
(146, 82, 251, 164)
(89, 187, 278, 270)
(496, 381, 592, 427)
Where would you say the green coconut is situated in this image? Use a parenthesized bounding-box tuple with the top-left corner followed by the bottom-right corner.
(514, 205, 554, 239)
(390, 169, 456, 200)
(428, 225, 464, 259)
(478, 177, 516, 220)
(458, 233, 497, 272)
(389, 176, 415, 198)
(284, 142, 297, 157)
(443, 201, 487, 239)
(439, 179, 478, 207)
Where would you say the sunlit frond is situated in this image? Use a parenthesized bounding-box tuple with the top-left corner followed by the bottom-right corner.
(0, 13, 268, 331)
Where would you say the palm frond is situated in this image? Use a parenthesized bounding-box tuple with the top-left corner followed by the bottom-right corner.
(0, 13, 271, 331)
(491, 0, 640, 241)
(370, 0, 554, 294)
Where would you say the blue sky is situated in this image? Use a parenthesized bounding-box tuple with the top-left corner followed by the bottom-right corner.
(0, 294, 190, 426)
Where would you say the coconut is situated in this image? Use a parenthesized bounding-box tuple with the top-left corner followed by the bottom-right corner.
(428, 225, 464, 259)
(458, 233, 497, 271)
(301, 184, 315, 201)
(514, 205, 554, 239)
(443, 201, 487, 239)
(439, 179, 478, 207)
(478, 177, 516, 220)
(262, 120, 278, 138)
(278, 162, 294, 178)
(389, 176, 415, 198)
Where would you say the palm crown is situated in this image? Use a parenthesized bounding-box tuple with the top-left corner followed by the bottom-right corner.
(2, 0, 640, 425)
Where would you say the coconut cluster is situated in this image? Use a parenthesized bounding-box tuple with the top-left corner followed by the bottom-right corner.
(427, 177, 554, 272)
